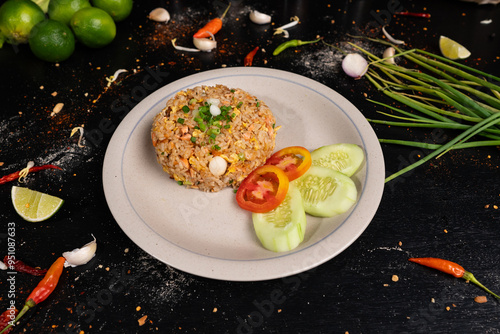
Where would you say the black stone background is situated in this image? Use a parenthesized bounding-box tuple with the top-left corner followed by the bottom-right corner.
(1, 0, 500, 333)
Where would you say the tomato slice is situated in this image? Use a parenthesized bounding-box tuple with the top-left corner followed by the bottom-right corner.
(236, 165, 289, 213)
(265, 146, 312, 181)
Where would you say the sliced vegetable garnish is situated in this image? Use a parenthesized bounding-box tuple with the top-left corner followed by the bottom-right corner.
(236, 165, 289, 213)
(265, 146, 312, 181)
(295, 165, 357, 218)
(252, 182, 306, 252)
(310, 143, 364, 177)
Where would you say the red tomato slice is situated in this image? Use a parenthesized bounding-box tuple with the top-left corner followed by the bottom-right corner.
(236, 165, 289, 213)
(265, 146, 312, 181)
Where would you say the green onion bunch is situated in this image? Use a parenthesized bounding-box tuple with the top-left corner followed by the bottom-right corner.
(350, 39, 500, 183)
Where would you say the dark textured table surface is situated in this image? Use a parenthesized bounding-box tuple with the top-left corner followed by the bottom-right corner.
(1, 0, 500, 333)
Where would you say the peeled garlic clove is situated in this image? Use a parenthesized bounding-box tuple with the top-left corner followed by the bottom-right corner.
(193, 37, 217, 52)
(249, 10, 271, 25)
(62, 235, 97, 267)
(383, 47, 396, 64)
(149, 8, 170, 23)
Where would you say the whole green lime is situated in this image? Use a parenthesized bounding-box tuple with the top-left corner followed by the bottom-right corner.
(0, 0, 45, 44)
(70, 7, 116, 48)
(29, 19, 75, 62)
(48, 0, 91, 26)
(31, 0, 50, 13)
(91, 0, 133, 22)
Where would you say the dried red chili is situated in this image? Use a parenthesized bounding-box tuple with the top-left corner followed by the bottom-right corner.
(0, 165, 62, 185)
(3, 256, 48, 276)
(0, 257, 65, 334)
(409, 257, 500, 299)
(244, 46, 259, 66)
(0, 308, 17, 333)
(395, 11, 431, 18)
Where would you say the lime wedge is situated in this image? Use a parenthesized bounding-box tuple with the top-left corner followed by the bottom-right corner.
(439, 36, 471, 60)
(11, 186, 64, 222)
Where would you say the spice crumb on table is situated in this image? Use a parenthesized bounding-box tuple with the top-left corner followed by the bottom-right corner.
(474, 296, 488, 303)
(138, 315, 148, 326)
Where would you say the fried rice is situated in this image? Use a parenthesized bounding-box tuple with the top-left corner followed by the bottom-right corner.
(151, 85, 278, 192)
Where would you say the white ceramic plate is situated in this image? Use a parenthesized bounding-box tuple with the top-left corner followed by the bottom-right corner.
(103, 67, 385, 281)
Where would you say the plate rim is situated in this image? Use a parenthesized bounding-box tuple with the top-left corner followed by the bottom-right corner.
(103, 67, 385, 281)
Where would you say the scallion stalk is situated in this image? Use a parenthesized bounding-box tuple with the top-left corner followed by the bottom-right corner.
(346, 39, 500, 182)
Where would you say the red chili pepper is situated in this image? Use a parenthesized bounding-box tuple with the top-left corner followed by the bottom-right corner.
(409, 257, 464, 277)
(0, 308, 17, 333)
(0, 257, 65, 334)
(3, 256, 48, 276)
(25, 257, 65, 305)
(0, 164, 62, 185)
(395, 11, 431, 18)
(409, 257, 500, 300)
(244, 46, 259, 66)
(193, 2, 231, 38)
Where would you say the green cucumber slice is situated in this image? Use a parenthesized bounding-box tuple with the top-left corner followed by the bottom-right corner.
(252, 183, 307, 252)
(295, 165, 357, 217)
(311, 143, 364, 177)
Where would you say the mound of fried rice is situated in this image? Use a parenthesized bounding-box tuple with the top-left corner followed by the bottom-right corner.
(151, 85, 278, 192)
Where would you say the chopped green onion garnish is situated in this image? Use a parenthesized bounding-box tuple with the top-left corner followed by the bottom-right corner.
(207, 128, 220, 136)
(190, 136, 197, 143)
(182, 105, 190, 113)
(177, 118, 185, 124)
(236, 102, 243, 108)
(213, 145, 221, 150)
(221, 105, 232, 113)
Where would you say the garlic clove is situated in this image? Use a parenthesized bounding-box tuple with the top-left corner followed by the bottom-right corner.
(249, 10, 271, 25)
(149, 8, 170, 23)
(193, 37, 217, 52)
(383, 47, 396, 64)
(62, 235, 97, 268)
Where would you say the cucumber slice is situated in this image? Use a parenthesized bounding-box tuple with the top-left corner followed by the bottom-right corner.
(295, 165, 357, 217)
(252, 183, 307, 252)
(311, 143, 364, 177)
